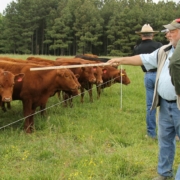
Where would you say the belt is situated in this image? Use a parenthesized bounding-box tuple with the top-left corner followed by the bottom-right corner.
(165, 99, 176, 103)
(147, 68, 157, 72)
(159, 96, 176, 103)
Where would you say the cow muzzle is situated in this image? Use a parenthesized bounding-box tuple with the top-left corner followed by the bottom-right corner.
(2, 97, 12, 102)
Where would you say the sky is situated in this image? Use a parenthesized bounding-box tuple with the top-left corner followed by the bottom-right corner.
(0, 0, 180, 14)
(0, 0, 13, 14)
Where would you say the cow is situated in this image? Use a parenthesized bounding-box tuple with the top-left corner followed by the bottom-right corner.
(28, 57, 98, 103)
(0, 68, 24, 112)
(96, 66, 130, 99)
(26, 57, 83, 107)
(0, 60, 79, 133)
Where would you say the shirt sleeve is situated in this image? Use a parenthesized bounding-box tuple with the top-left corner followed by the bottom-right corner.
(140, 49, 159, 71)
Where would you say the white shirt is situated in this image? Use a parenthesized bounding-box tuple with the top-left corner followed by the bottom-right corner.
(140, 47, 177, 100)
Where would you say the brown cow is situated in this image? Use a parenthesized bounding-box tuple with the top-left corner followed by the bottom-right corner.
(96, 66, 130, 99)
(0, 68, 24, 112)
(26, 57, 82, 108)
(28, 57, 98, 103)
(0, 60, 79, 133)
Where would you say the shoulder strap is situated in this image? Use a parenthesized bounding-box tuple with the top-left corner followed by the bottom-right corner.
(156, 44, 172, 66)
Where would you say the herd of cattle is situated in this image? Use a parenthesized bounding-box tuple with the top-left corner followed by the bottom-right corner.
(0, 54, 131, 133)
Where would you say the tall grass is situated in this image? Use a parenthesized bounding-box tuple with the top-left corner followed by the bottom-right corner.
(0, 54, 180, 180)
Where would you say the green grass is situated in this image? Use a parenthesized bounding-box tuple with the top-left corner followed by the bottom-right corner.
(0, 54, 180, 180)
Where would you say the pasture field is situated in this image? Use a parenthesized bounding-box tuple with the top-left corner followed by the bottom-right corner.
(0, 54, 180, 180)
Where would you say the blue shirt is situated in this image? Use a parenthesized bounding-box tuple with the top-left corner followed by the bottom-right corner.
(140, 47, 177, 101)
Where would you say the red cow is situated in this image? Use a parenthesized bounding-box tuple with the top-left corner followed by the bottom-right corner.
(0, 60, 79, 133)
(96, 65, 130, 99)
(26, 57, 83, 107)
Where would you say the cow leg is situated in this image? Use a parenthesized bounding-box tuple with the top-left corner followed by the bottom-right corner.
(56, 90, 62, 100)
(24, 113, 34, 133)
(29, 109, 35, 132)
(22, 100, 33, 133)
(80, 87, 85, 103)
(62, 92, 74, 108)
(7, 102, 11, 109)
(40, 105, 46, 116)
(87, 83, 93, 103)
(1, 102, 11, 112)
(88, 88, 93, 102)
(69, 96, 73, 108)
(96, 85, 101, 99)
(62, 91, 68, 107)
(1, 102, 7, 112)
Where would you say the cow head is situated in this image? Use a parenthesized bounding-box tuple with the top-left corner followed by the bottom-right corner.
(81, 67, 96, 84)
(93, 66, 107, 85)
(0, 71, 24, 102)
(56, 69, 79, 94)
(115, 69, 130, 85)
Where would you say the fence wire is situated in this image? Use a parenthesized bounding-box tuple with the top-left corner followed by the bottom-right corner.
(0, 75, 123, 130)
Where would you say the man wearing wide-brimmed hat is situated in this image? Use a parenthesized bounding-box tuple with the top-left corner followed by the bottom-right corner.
(108, 18, 180, 180)
(133, 24, 162, 141)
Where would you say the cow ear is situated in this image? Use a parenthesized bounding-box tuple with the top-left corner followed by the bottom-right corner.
(75, 74, 80, 79)
(102, 68, 107, 74)
(14, 73, 25, 82)
(57, 69, 65, 76)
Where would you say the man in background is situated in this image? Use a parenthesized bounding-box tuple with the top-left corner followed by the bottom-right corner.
(133, 24, 163, 139)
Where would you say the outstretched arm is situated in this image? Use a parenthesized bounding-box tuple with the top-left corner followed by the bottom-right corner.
(107, 55, 143, 66)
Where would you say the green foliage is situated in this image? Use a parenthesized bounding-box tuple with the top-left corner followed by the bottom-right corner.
(0, 0, 180, 55)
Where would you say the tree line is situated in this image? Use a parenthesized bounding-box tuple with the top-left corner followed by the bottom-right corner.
(0, 0, 179, 56)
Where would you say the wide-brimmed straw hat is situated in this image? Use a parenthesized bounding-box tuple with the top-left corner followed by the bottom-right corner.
(135, 24, 159, 34)
(163, 18, 180, 30)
